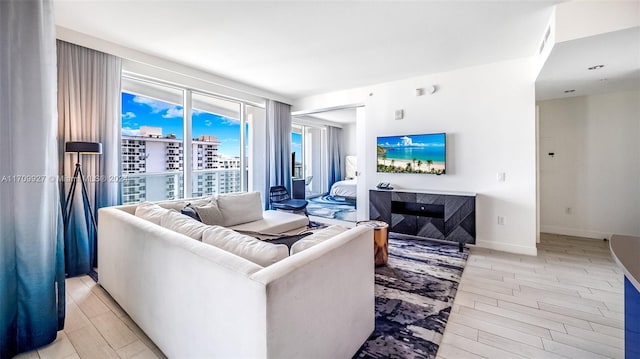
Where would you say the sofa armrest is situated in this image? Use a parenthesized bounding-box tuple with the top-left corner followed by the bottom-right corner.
(249, 226, 375, 358)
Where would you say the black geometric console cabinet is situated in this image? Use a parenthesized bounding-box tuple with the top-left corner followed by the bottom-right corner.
(370, 189, 476, 250)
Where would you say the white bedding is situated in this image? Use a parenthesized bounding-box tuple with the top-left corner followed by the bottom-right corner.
(330, 179, 357, 198)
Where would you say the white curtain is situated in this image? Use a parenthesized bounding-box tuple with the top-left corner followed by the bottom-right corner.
(264, 100, 292, 209)
(0, 0, 65, 356)
(326, 126, 344, 190)
(57, 40, 122, 275)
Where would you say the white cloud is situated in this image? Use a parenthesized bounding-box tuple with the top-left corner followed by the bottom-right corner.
(122, 127, 140, 136)
(122, 111, 136, 120)
(221, 116, 241, 126)
(204, 119, 213, 127)
(162, 107, 184, 118)
(132, 96, 171, 112)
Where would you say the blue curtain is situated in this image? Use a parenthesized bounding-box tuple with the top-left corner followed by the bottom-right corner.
(0, 0, 65, 357)
(264, 100, 292, 209)
(327, 126, 344, 190)
(57, 41, 122, 276)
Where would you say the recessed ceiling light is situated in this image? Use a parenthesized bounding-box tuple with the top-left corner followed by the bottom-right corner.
(588, 65, 605, 70)
(564, 89, 576, 93)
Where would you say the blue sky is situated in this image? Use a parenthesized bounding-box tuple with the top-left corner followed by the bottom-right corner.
(377, 133, 445, 148)
(121, 92, 242, 157)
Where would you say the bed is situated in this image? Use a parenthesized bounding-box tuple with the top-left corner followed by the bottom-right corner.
(329, 156, 357, 198)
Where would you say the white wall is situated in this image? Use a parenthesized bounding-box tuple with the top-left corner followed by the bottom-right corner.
(538, 91, 640, 238)
(554, 1, 640, 43)
(342, 123, 357, 157)
(295, 57, 539, 255)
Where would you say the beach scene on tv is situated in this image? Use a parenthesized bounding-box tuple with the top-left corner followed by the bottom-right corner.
(377, 133, 446, 174)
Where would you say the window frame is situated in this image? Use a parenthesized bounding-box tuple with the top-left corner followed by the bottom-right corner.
(120, 74, 261, 202)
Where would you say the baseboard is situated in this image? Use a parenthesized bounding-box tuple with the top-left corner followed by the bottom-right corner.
(540, 225, 609, 240)
(473, 240, 538, 256)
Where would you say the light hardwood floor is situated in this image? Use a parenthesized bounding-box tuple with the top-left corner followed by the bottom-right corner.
(15, 275, 167, 359)
(16, 233, 624, 359)
(438, 233, 624, 359)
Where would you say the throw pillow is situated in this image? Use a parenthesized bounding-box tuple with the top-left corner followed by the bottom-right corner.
(193, 201, 225, 226)
(135, 201, 171, 225)
(181, 204, 202, 222)
(217, 192, 263, 226)
(202, 226, 288, 267)
(160, 210, 210, 241)
(290, 225, 349, 255)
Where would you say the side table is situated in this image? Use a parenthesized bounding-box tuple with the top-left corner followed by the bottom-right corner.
(357, 220, 389, 266)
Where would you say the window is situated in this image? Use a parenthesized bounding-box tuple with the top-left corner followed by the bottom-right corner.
(120, 77, 255, 204)
(121, 79, 184, 203)
(190, 92, 242, 197)
(291, 122, 326, 197)
(291, 125, 303, 179)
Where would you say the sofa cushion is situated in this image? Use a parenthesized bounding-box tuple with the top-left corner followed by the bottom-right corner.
(135, 201, 172, 225)
(157, 197, 212, 211)
(290, 225, 349, 255)
(229, 210, 309, 235)
(157, 200, 188, 212)
(160, 210, 210, 241)
(193, 201, 225, 226)
(202, 226, 288, 267)
(217, 192, 263, 226)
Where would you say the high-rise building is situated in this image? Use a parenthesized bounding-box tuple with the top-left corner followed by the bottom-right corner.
(121, 128, 241, 204)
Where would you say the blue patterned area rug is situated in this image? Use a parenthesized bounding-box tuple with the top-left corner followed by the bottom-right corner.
(307, 194, 356, 222)
(354, 237, 468, 359)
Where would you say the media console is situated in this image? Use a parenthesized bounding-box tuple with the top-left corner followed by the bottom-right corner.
(369, 189, 476, 251)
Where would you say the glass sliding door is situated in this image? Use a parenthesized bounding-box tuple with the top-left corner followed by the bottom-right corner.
(121, 77, 185, 204)
(291, 125, 303, 179)
(190, 92, 243, 197)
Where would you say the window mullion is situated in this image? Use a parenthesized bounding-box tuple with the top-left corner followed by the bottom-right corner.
(240, 103, 247, 192)
(184, 90, 193, 198)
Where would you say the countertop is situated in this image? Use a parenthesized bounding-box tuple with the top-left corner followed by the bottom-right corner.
(610, 234, 640, 292)
(370, 188, 476, 197)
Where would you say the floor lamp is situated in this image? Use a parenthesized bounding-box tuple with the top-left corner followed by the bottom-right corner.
(63, 141, 102, 261)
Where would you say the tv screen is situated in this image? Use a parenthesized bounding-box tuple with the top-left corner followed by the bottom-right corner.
(377, 133, 446, 174)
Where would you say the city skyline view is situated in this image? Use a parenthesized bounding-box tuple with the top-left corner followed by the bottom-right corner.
(121, 92, 242, 158)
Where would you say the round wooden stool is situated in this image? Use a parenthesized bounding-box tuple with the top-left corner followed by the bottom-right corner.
(356, 220, 389, 266)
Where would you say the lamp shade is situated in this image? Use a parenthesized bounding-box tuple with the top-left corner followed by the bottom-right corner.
(65, 141, 102, 154)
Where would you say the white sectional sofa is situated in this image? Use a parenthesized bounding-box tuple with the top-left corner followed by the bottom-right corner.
(97, 194, 375, 358)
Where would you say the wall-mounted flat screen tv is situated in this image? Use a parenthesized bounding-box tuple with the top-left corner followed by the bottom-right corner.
(377, 133, 446, 174)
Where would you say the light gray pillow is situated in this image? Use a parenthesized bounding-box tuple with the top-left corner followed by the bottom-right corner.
(202, 226, 288, 267)
(135, 201, 171, 225)
(160, 210, 210, 241)
(217, 192, 263, 226)
(290, 225, 349, 255)
(194, 201, 225, 226)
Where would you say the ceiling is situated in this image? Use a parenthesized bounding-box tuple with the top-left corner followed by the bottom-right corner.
(54, 1, 556, 99)
(300, 108, 357, 124)
(536, 26, 640, 101)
